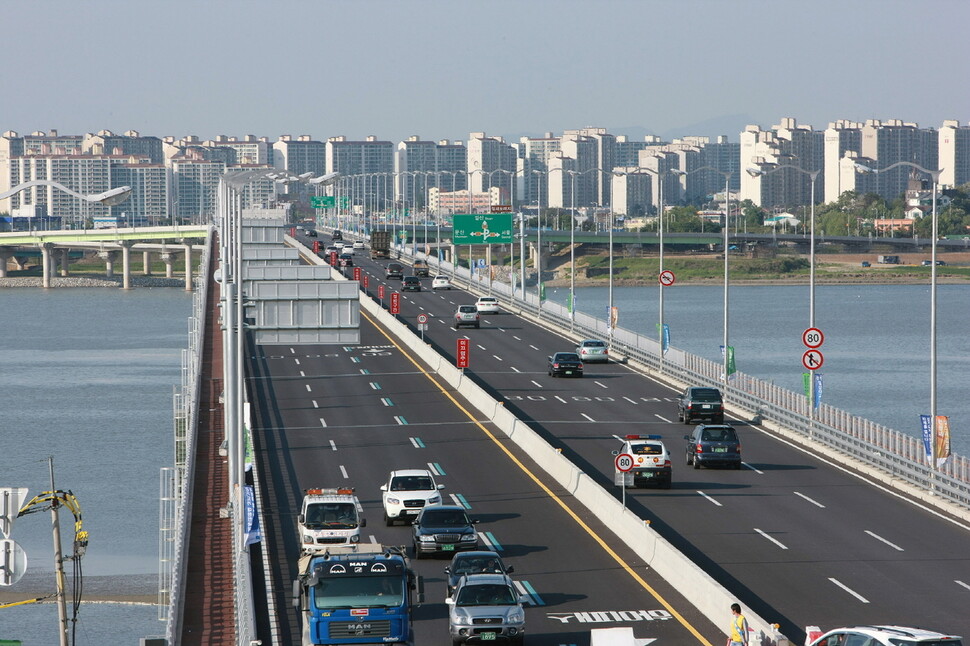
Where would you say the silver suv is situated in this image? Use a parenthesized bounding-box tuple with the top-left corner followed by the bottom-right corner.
(446, 573, 526, 645)
(454, 305, 480, 329)
(808, 625, 962, 646)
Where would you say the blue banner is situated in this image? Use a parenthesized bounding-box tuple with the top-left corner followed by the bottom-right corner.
(813, 373, 823, 409)
(244, 485, 262, 546)
(662, 323, 670, 356)
(920, 414, 933, 461)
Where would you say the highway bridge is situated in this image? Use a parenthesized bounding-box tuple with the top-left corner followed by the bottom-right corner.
(165, 225, 970, 646)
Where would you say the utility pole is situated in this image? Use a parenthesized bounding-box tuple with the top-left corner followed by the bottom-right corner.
(48, 457, 69, 646)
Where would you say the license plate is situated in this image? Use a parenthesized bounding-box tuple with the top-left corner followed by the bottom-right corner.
(702, 404, 711, 409)
(480, 632, 497, 640)
(714, 447, 727, 453)
(565, 370, 573, 375)
(442, 544, 455, 551)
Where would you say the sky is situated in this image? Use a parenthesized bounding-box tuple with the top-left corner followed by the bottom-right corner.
(6, 0, 969, 145)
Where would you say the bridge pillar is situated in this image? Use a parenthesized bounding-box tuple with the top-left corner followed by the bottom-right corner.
(143, 250, 152, 276)
(121, 242, 133, 290)
(98, 250, 118, 278)
(59, 248, 70, 277)
(183, 243, 193, 291)
(40, 243, 52, 289)
(161, 252, 174, 278)
(0, 250, 10, 278)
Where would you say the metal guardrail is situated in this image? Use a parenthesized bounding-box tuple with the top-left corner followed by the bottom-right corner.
(390, 242, 970, 513)
(163, 230, 212, 643)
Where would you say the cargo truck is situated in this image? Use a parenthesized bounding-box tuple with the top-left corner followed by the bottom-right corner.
(877, 255, 900, 264)
(371, 231, 391, 258)
(294, 544, 422, 645)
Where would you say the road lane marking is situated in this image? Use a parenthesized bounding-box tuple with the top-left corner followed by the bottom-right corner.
(305, 384, 312, 392)
(754, 528, 788, 549)
(351, 357, 361, 363)
(360, 308, 716, 646)
(511, 367, 521, 373)
(654, 414, 674, 423)
(529, 345, 539, 351)
(697, 491, 722, 506)
(329, 440, 337, 451)
(531, 380, 544, 388)
(493, 355, 503, 361)
(319, 418, 327, 428)
(381, 398, 394, 407)
(955, 580, 970, 592)
(360, 368, 370, 375)
(294, 358, 301, 365)
(555, 396, 567, 403)
(289, 347, 295, 354)
(312, 400, 319, 409)
(515, 580, 545, 606)
(794, 492, 826, 508)
(581, 413, 596, 422)
(394, 416, 408, 425)
(477, 344, 487, 350)
(594, 381, 608, 389)
(300, 371, 306, 377)
(624, 397, 638, 404)
(451, 493, 472, 509)
(339, 465, 348, 479)
(369, 382, 382, 390)
(479, 531, 503, 551)
(429, 462, 445, 476)
(409, 437, 425, 448)
(828, 578, 870, 603)
(513, 336, 521, 341)
(865, 530, 904, 551)
(741, 462, 763, 474)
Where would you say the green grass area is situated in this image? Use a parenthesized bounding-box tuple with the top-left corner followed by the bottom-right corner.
(581, 255, 812, 280)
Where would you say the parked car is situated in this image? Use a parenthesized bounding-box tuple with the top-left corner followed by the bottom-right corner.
(402, 276, 421, 292)
(677, 386, 724, 424)
(475, 296, 500, 314)
(432, 275, 452, 290)
(547, 352, 583, 378)
(411, 505, 479, 558)
(446, 573, 526, 644)
(454, 305, 480, 329)
(684, 424, 742, 469)
(385, 263, 404, 279)
(380, 469, 444, 525)
(922, 259, 946, 266)
(444, 550, 513, 597)
(807, 626, 963, 646)
(576, 339, 609, 363)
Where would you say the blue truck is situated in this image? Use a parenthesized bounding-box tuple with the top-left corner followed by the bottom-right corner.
(294, 544, 423, 645)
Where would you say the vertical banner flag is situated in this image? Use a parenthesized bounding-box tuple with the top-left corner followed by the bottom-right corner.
(936, 416, 951, 467)
(539, 283, 546, 301)
(721, 345, 737, 377)
(803, 373, 810, 401)
(244, 485, 262, 546)
(610, 306, 619, 329)
(662, 323, 670, 356)
(567, 292, 574, 314)
(920, 414, 933, 461)
(814, 373, 823, 409)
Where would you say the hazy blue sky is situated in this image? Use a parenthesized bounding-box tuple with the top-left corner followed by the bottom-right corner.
(7, 0, 968, 144)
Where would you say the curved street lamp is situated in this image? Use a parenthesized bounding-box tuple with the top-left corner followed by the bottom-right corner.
(855, 160, 943, 467)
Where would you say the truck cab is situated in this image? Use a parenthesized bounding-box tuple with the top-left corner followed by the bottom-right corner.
(297, 488, 365, 554)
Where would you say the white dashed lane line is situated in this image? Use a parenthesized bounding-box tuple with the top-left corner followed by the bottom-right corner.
(794, 492, 826, 508)
(754, 528, 788, 549)
(865, 530, 904, 551)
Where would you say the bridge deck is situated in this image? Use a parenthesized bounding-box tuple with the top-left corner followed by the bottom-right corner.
(180, 252, 236, 645)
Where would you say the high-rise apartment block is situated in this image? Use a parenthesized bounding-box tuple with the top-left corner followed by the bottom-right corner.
(741, 117, 824, 208)
(326, 135, 395, 206)
(939, 120, 970, 188)
(395, 137, 467, 211)
(466, 132, 516, 200)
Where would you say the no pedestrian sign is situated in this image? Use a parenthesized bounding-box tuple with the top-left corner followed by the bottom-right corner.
(658, 270, 675, 286)
(802, 349, 824, 371)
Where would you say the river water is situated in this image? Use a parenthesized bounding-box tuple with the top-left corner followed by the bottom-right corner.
(1, 281, 966, 643)
(0, 288, 191, 644)
(545, 282, 970, 457)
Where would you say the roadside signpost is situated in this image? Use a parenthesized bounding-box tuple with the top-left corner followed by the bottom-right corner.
(452, 213, 513, 245)
(378, 284, 385, 306)
(390, 292, 400, 315)
(417, 313, 428, 341)
(363, 275, 369, 290)
(311, 196, 335, 208)
(456, 338, 470, 369)
(659, 270, 675, 286)
(353, 267, 361, 281)
(802, 349, 824, 371)
(614, 453, 634, 508)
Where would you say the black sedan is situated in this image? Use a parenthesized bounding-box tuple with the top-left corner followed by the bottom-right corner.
(411, 505, 479, 559)
(547, 352, 584, 378)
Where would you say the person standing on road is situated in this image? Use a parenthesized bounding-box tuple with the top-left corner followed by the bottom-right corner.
(727, 603, 749, 646)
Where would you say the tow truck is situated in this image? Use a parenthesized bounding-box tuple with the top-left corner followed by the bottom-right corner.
(297, 488, 365, 554)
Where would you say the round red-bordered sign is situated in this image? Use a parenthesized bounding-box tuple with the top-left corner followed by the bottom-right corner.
(802, 349, 824, 371)
(615, 453, 634, 472)
(417, 314, 428, 324)
(659, 270, 676, 286)
(802, 327, 824, 348)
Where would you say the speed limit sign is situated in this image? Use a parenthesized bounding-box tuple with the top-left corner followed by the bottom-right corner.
(417, 314, 428, 324)
(615, 453, 634, 473)
(802, 327, 824, 348)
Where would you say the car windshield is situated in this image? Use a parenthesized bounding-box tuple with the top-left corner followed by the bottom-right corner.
(583, 341, 605, 348)
(690, 389, 721, 402)
(454, 556, 503, 576)
(456, 583, 516, 607)
(459, 306, 476, 313)
(304, 503, 358, 528)
(630, 443, 663, 455)
(390, 475, 434, 491)
(421, 509, 469, 526)
(701, 428, 736, 442)
(312, 575, 403, 609)
(555, 353, 580, 362)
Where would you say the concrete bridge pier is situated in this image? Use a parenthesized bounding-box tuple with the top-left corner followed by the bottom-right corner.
(183, 243, 193, 291)
(161, 252, 175, 278)
(59, 248, 70, 277)
(143, 250, 152, 276)
(0, 250, 10, 278)
(98, 250, 118, 278)
(121, 243, 133, 289)
(40, 243, 53, 289)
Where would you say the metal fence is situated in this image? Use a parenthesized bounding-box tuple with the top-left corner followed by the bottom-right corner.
(397, 243, 970, 512)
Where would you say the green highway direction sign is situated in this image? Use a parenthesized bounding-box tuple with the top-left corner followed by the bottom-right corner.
(310, 196, 335, 208)
(452, 213, 513, 244)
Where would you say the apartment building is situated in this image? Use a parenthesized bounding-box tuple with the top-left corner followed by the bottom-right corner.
(515, 133, 561, 208)
(823, 120, 864, 203)
(170, 157, 226, 224)
(939, 120, 970, 188)
(467, 132, 516, 200)
(83, 130, 164, 164)
(394, 136, 467, 211)
(205, 135, 271, 165)
(110, 159, 168, 223)
(741, 117, 824, 208)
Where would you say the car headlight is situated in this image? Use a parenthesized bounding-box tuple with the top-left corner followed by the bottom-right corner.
(350, 534, 360, 543)
(418, 535, 436, 542)
(303, 534, 313, 544)
(428, 495, 441, 505)
(508, 608, 525, 624)
(452, 612, 471, 626)
(386, 497, 400, 505)
(460, 533, 477, 542)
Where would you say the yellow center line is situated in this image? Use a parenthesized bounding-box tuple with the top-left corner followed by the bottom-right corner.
(361, 308, 713, 645)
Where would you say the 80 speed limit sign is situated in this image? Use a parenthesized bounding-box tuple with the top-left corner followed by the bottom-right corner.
(615, 453, 634, 472)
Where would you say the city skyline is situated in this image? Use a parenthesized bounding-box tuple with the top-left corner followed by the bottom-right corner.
(7, 0, 968, 145)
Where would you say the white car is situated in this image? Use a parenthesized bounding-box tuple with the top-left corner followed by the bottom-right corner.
(475, 296, 500, 314)
(432, 275, 452, 290)
(333, 240, 345, 250)
(576, 339, 609, 363)
(807, 626, 963, 646)
(352, 240, 365, 250)
(380, 469, 444, 525)
(615, 434, 671, 489)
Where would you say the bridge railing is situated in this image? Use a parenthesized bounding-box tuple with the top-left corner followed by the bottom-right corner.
(394, 242, 970, 513)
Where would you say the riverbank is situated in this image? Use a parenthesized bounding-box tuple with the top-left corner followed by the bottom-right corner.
(0, 276, 187, 288)
(0, 572, 157, 605)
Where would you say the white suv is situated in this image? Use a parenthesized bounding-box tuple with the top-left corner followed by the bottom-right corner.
(807, 625, 963, 646)
(380, 469, 444, 526)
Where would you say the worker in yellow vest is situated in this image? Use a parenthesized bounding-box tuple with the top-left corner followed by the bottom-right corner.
(727, 603, 749, 646)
